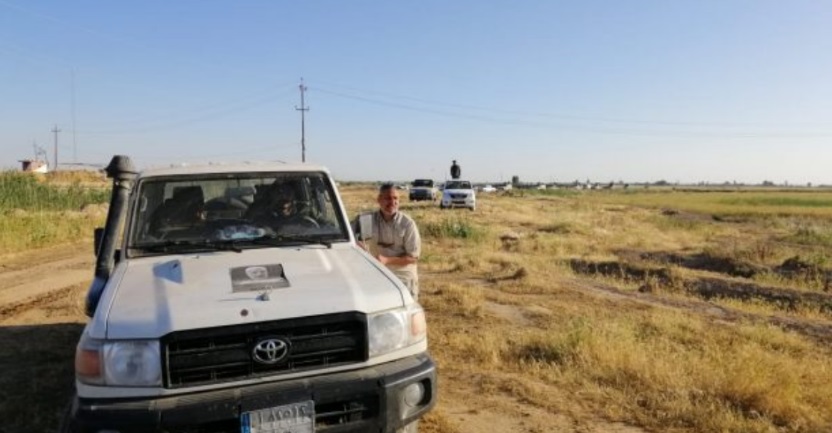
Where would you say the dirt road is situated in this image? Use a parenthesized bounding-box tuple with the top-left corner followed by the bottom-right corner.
(0, 243, 90, 433)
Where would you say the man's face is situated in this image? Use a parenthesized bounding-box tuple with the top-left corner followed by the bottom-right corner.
(272, 185, 295, 216)
(378, 188, 399, 216)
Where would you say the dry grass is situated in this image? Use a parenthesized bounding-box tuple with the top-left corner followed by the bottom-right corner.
(392, 186, 832, 432)
(579, 189, 832, 219)
(4, 183, 832, 433)
(0, 209, 106, 255)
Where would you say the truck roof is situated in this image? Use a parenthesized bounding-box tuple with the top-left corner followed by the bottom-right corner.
(138, 161, 330, 178)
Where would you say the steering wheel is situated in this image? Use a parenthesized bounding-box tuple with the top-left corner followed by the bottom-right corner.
(300, 215, 320, 228)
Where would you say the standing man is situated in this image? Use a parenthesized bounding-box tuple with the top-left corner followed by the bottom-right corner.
(450, 160, 461, 180)
(355, 183, 422, 300)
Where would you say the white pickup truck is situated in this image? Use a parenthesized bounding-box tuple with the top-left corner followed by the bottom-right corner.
(440, 180, 476, 211)
(63, 155, 435, 433)
(408, 179, 437, 202)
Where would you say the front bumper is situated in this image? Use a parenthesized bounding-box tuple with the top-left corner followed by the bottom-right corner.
(441, 197, 475, 208)
(409, 190, 434, 201)
(66, 354, 436, 433)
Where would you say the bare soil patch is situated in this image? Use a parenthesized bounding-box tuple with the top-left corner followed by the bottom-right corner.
(568, 257, 832, 345)
(0, 243, 93, 307)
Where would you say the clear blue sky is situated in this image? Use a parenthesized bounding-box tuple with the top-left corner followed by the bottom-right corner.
(2, 1, 831, 184)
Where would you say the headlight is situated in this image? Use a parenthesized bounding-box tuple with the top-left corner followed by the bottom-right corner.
(104, 341, 162, 386)
(368, 306, 427, 358)
(76, 336, 161, 386)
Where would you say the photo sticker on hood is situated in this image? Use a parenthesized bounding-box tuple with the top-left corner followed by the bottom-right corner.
(230, 264, 290, 292)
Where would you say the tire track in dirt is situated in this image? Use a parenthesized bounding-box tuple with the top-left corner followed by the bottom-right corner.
(0, 243, 93, 310)
(565, 277, 832, 346)
(426, 368, 649, 433)
(0, 284, 87, 324)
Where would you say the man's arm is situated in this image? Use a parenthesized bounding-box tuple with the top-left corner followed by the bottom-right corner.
(377, 217, 420, 266)
(377, 254, 417, 266)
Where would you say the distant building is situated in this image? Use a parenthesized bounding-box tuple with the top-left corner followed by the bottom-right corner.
(19, 159, 49, 173)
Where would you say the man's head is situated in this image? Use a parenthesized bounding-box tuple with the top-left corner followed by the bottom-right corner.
(269, 182, 296, 216)
(377, 183, 399, 218)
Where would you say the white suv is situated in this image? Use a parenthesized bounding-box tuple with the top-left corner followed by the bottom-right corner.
(63, 155, 435, 433)
(440, 180, 476, 210)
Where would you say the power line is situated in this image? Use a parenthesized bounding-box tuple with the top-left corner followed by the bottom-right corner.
(126, 143, 300, 163)
(77, 87, 297, 135)
(84, 83, 298, 130)
(311, 86, 832, 139)
(313, 81, 832, 129)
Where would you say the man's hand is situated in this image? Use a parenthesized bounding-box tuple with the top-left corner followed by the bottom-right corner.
(356, 240, 368, 251)
(376, 254, 389, 265)
(376, 254, 415, 267)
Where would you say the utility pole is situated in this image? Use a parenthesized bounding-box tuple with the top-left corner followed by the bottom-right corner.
(51, 125, 61, 171)
(71, 68, 77, 162)
(295, 78, 309, 162)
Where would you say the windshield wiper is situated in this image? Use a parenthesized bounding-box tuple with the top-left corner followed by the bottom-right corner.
(252, 234, 333, 249)
(134, 234, 337, 253)
(133, 239, 243, 253)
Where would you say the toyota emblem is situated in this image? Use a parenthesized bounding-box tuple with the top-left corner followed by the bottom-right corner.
(252, 337, 290, 365)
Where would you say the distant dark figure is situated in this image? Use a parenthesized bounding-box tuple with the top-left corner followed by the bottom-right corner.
(450, 160, 461, 180)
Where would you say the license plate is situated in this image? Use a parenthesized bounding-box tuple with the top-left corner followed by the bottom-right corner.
(241, 400, 314, 433)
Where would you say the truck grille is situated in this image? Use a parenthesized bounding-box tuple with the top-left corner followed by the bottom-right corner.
(161, 312, 367, 388)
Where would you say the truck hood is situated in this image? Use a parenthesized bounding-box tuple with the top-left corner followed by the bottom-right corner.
(105, 245, 404, 339)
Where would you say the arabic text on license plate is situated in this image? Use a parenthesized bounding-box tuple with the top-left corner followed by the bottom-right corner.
(241, 400, 314, 433)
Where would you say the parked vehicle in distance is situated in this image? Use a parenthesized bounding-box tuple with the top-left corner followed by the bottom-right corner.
(440, 180, 476, 210)
(62, 155, 435, 433)
(409, 179, 437, 201)
(480, 184, 497, 193)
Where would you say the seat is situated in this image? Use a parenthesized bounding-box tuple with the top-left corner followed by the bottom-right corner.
(149, 186, 205, 236)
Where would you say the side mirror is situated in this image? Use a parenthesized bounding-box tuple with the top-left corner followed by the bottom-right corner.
(93, 227, 104, 255)
(357, 213, 374, 242)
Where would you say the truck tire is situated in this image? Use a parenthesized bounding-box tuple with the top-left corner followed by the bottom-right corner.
(397, 420, 419, 433)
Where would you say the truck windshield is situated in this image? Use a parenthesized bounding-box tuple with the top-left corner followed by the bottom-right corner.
(444, 181, 471, 189)
(127, 172, 349, 253)
(412, 179, 434, 187)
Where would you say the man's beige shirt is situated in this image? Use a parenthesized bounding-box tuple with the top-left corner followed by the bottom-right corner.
(364, 211, 421, 290)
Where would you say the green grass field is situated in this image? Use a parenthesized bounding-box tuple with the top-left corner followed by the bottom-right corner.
(0, 172, 108, 254)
